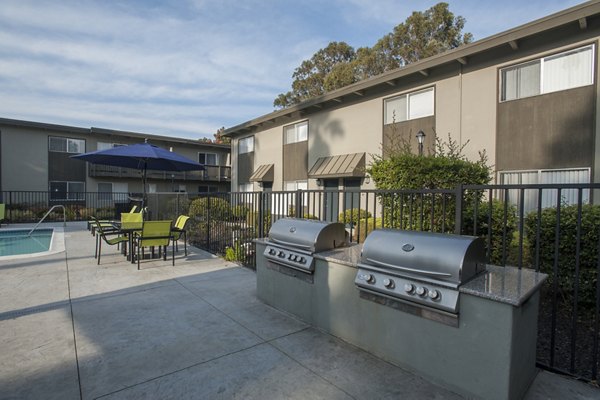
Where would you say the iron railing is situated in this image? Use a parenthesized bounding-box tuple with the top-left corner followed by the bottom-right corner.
(88, 164, 231, 182)
(2, 184, 600, 383)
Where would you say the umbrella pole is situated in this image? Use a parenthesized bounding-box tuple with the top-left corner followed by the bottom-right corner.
(142, 163, 147, 214)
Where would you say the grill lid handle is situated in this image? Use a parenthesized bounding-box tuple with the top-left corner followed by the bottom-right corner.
(365, 258, 453, 277)
(270, 237, 313, 250)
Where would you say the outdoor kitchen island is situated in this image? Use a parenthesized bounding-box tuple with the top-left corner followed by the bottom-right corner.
(255, 239, 547, 400)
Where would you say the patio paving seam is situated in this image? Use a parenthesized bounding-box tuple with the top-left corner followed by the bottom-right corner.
(64, 239, 84, 400)
(68, 280, 179, 305)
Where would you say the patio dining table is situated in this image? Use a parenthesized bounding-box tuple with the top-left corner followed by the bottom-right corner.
(111, 221, 142, 264)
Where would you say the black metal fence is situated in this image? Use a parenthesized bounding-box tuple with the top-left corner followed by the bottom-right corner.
(2, 184, 600, 383)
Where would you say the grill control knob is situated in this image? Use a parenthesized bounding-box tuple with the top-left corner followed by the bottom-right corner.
(268, 249, 276, 255)
(278, 251, 285, 258)
(383, 278, 395, 289)
(428, 289, 441, 301)
(288, 254, 296, 261)
(298, 257, 306, 264)
(404, 283, 415, 294)
(361, 273, 374, 283)
(416, 286, 427, 297)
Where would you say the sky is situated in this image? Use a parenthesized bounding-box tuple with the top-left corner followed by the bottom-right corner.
(0, 0, 586, 140)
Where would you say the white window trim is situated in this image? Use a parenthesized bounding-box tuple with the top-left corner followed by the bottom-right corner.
(384, 87, 435, 125)
(499, 44, 595, 102)
(199, 152, 219, 165)
(49, 136, 86, 154)
(238, 136, 254, 155)
(497, 167, 591, 183)
(284, 120, 309, 145)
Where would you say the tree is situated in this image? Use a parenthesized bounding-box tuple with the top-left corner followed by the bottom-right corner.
(213, 127, 231, 145)
(274, 2, 472, 109)
(274, 42, 355, 108)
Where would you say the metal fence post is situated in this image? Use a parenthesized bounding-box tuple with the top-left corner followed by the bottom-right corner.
(295, 189, 302, 218)
(258, 191, 264, 238)
(454, 184, 463, 235)
(206, 195, 211, 251)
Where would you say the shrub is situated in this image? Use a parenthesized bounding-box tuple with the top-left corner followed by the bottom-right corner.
(351, 217, 383, 243)
(287, 206, 318, 220)
(462, 199, 518, 265)
(524, 204, 600, 306)
(339, 208, 371, 225)
(246, 211, 271, 236)
(225, 241, 246, 262)
(232, 205, 250, 220)
(188, 196, 231, 221)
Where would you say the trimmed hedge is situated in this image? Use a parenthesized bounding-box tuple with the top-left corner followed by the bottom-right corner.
(524, 204, 600, 306)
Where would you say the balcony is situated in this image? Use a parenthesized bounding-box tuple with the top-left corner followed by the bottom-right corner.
(89, 164, 231, 182)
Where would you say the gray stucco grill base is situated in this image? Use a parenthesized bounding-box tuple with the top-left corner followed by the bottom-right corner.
(255, 240, 547, 400)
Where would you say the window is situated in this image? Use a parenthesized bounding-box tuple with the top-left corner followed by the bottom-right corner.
(384, 88, 434, 125)
(238, 136, 254, 154)
(199, 152, 219, 165)
(98, 183, 113, 201)
(284, 121, 308, 144)
(97, 142, 124, 151)
(499, 168, 590, 213)
(198, 185, 218, 193)
(500, 45, 594, 101)
(239, 183, 253, 192)
(49, 181, 85, 200)
(49, 136, 85, 153)
(284, 180, 308, 191)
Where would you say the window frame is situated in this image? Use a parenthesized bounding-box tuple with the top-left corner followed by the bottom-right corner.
(198, 152, 219, 165)
(384, 87, 435, 125)
(49, 181, 86, 200)
(48, 136, 86, 154)
(283, 120, 309, 145)
(499, 44, 595, 102)
(238, 136, 254, 155)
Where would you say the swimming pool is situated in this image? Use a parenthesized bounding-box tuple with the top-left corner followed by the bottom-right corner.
(0, 229, 54, 257)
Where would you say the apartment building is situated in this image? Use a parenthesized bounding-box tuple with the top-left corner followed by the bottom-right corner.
(224, 2, 600, 200)
(0, 118, 231, 199)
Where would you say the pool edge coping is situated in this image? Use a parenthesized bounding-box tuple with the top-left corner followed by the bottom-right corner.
(0, 227, 65, 261)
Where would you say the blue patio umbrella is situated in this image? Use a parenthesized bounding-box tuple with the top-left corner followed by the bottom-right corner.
(71, 141, 204, 208)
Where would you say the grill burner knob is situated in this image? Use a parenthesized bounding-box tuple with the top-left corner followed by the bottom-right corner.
(278, 251, 285, 258)
(428, 289, 441, 301)
(268, 249, 276, 255)
(383, 278, 395, 289)
(404, 283, 415, 294)
(416, 286, 427, 297)
(361, 273, 374, 283)
(289, 254, 296, 261)
(298, 257, 306, 264)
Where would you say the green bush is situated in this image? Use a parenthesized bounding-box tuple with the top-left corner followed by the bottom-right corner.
(524, 204, 600, 306)
(225, 241, 246, 262)
(462, 199, 518, 265)
(246, 211, 271, 236)
(232, 205, 250, 220)
(287, 205, 317, 220)
(188, 196, 231, 221)
(351, 217, 383, 243)
(339, 208, 371, 225)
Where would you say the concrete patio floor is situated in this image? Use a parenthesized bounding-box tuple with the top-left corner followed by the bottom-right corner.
(0, 222, 599, 400)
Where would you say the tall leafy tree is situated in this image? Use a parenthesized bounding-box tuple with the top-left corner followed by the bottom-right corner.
(274, 2, 472, 109)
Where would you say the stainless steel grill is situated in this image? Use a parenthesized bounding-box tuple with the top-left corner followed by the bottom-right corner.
(264, 218, 347, 273)
(355, 229, 486, 314)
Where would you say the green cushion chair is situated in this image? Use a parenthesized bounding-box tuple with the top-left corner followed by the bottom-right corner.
(134, 220, 174, 270)
(171, 215, 190, 256)
(0, 203, 5, 227)
(89, 205, 138, 235)
(93, 217, 129, 265)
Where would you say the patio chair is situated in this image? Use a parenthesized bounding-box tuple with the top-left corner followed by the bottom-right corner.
(121, 212, 143, 230)
(88, 205, 138, 234)
(133, 220, 174, 270)
(0, 203, 5, 227)
(171, 215, 190, 256)
(93, 218, 129, 265)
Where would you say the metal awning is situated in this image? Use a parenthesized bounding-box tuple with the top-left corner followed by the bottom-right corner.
(250, 164, 274, 182)
(308, 153, 365, 179)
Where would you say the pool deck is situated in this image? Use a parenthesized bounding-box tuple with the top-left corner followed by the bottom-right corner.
(0, 222, 598, 400)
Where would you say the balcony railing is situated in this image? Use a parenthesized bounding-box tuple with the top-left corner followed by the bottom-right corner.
(88, 164, 231, 182)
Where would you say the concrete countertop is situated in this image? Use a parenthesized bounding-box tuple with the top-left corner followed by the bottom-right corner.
(313, 244, 547, 307)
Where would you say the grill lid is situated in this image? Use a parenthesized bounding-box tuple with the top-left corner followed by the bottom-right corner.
(359, 229, 486, 287)
(268, 218, 347, 253)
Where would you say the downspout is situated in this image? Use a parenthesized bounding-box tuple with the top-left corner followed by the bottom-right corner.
(459, 63, 463, 146)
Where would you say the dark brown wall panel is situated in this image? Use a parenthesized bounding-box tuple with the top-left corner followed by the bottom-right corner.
(283, 141, 308, 181)
(383, 116, 436, 157)
(237, 153, 254, 183)
(48, 152, 86, 181)
(497, 86, 595, 171)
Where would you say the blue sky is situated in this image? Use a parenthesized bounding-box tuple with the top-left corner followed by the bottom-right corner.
(0, 0, 585, 140)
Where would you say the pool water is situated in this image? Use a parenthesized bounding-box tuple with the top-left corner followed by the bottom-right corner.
(0, 229, 54, 257)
